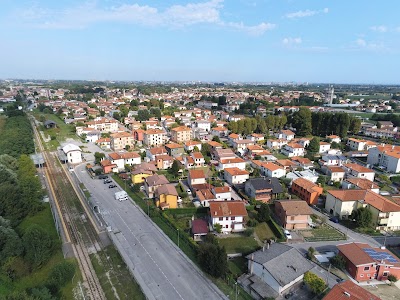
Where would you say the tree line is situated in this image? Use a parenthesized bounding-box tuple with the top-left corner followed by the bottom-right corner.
(227, 115, 287, 136)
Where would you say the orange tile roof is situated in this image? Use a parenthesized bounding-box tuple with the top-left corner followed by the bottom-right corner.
(328, 166, 345, 173)
(165, 143, 183, 149)
(287, 142, 304, 149)
(345, 178, 379, 190)
(292, 178, 321, 193)
(213, 186, 230, 193)
(211, 127, 227, 131)
(323, 280, 381, 300)
(276, 159, 297, 167)
(364, 191, 400, 212)
(145, 129, 165, 134)
(344, 163, 374, 173)
(171, 126, 191, 132)
(220, 157, 245, 164)
(185, 141, 201, 146)
(328, 190, 367, 202)
(291, 157, 313, 165)
(262, 162, 283, 171)
(192, 152, 204, 159)
(276, 200, 312, 216)
(207, 141, 223, 148)
(189, 169, 206, 179)
(209, 201, 248, 217)
(224, 167, 250, 176)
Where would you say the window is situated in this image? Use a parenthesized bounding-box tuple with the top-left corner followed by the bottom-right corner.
(383, 272, 389, 277)
(367, 274, 370, 277)
(219, 217, 223, 221)
(364, 267, 370, 271)
(231, 217, 235, 220)
(226, 217, 229, 221)
(360, 274, 364, 277)
(225, 225, 228, 228)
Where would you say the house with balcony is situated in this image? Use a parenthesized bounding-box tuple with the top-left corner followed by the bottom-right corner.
(367, 144, 400, 173)
(274, 130, 295, 141)
(341, 178, 379, 194)
(233, 139, 255, 155)
(144, 129, 167, 147)
(217, 157, 246, 171)
(260, 162, 286, 178)
(144, 174, 169, 198)
(266, 139, 287, 150)
(319, 142, 331, 154)
(319, 154, 348, 166)
(244, 177, 283, 203)
(146, 147, 168, 161)
(155, 184, 179, 210)
(165, 143, 184, 157)
(184, 140, 202, 152)
(326, 135, 341, 144)
(337, 242, 400, 282)
(171, 126, 192, 143)
(224, 167, 250, 185)
(290, 157, 314, 170)
(131, 162, 157, 184)
(281, 142, 305, 157)
(275, 200, 312, 230)
(110, 132, 134, 151)
(108, 151, 141, 172)
(188, 169, 207, 189)
(343, 163, 375, 182)
(209, 201, 247, 233)
(291, 178, 323, 205)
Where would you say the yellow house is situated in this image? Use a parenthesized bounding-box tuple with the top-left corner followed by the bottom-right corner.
(131, 162, 157, 184)
(155, 184, 179, 210)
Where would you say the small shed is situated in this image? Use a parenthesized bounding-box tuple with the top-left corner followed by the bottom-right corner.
(191, 219, 209, 241)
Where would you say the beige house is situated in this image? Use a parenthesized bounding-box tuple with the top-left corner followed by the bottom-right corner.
(275, 200, 312, 230)
(110, 132, 134, 151)
(224, 167, 250, 185)
(144, 174, 169, 198)
(143, 129, 166, 147)
(171, 126, 192, 143)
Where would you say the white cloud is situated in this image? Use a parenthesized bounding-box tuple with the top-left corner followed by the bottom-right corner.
(356, 39, 367, 47)
(354, 38, 387, 52)
(17, 0, 275, 36)
(285, 8, 329, 19)
(282, 37, 302, 45)
(370, 25, 387, 33)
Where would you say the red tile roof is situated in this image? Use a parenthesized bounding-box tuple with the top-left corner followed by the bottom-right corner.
(209, 201, 248, 217)
(323, 280, 381, 300)
(189, 169, 206, 179)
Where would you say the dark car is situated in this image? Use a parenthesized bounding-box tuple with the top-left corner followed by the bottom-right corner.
(98, 175, 108, 179)
(108, 184, 117, 189)
(330, 217, 339, 223)
(104, 179, 112, 184)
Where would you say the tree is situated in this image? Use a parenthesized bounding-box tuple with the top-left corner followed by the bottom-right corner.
(0, 222, 24, 265)
(257, 203, 271, 223)
(137, 109, 151, 121)
(201, 143, 211, 157)
(352, 207, 372, 228)
(46, 261, 75, 293)
(307, 137, 320, 154)
(303, 271, 326, 295)
(307, 247, 316, 260)
(212, 136, 221, 143)
(292, 107, 312, 136)
(198, 235, 227, 278)
(170, 160, 181, 177)
(330, 255, 346, 270)
(94, 152, 105, 164)
(23, 225, 54, 269)
(388, 274, 398, 282)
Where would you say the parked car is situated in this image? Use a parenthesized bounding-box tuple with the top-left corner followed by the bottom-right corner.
(108, 184, 117, 189)
(99, 175, 108, 179)
(284, 229, 292, 240)
(187, 189, 192, 194)
(329, 217, 339, 223)
(104, 179, 112, 184)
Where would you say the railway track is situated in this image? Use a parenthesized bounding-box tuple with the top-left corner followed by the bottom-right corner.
(30, 117, 106, 300)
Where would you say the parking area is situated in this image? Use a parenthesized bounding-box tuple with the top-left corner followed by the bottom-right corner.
(364, 283, 400, 300)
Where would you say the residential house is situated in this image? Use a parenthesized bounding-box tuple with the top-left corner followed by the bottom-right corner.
(188, 169, 206, 189)
(212, 186, 231, 201)
(347, 138, 377, 151)
(246, 133, 265, 143)
(184, 140, 202, 152)
(100, 159, 118, 174)
(290, 157, 314, 170)
(260, 162, 286, 178)
(86, 117, 119, 133)
(233, 139, 255, 155)
(207, 141, 223, 151)
(266, 139, 287, 150)
(171, 126, 192, 143)
(133, 129, 145, 143)
(165, 143, 184, 157)
(155, 184, 179, 210)
(211, 126, 228, 137)
(244, 177, 283, 203)
(319, 155, 348, 166)
(143, 129, 166, 147)
(196, 189, 217, 206)
(275, 159, 297, 172)
(62, 144, 82, 164)
(95, 138, 111, 150)
(341, 178, 379, 194)
(325, 166, 346, 183)
(243, 243, 313, 297)
(275, 200, 312, 230)
(191, 219, 209, 241)
(156, 155, 174, 170)
(146, 147, 168, 161)
(209, 201, 247, 233)
(195, 120, 211, 132)
(217, 157, 246, 171)
(224, 168, 250, 185)
(228, 133, 242, 145)
(213, 148, 236, 161)
(247, 144, 270, 158)
(191, 152, 205, 167)
(286, 170, 319, 183)
(131, 162, 157, 184)
(326, 135, 341, 144)
(343, 163, 375, 182)
(108, 152, 141, 172)
(144, 174, 169, 198)
(319, 142, 331, 154)
(281, 143, 305, 157)
(325, 189, 400, 230)
(110, 132, 134, 151)
(275, 130, 295, 141)
(322, 280, 381, 300)
(367, 144, 400, 173)
(291, 178, 323, 205)
(337, 242, 400, 282)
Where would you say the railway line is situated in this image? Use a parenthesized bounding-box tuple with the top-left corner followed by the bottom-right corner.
(31, 116, 106, 300)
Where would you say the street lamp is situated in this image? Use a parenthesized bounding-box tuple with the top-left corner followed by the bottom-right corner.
(177, 229, 180, 248)
(235, 282, 238, 300)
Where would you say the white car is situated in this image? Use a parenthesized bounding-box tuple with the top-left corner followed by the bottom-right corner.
(284, 229, 292, 240)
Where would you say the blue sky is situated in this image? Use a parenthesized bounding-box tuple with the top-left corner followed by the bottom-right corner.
(1, 0, 399, 83)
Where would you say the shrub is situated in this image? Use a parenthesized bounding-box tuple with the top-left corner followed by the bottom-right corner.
(46, 261, 75, 293)
(244, 228, 254, 237)
(388, 274, 398, 282)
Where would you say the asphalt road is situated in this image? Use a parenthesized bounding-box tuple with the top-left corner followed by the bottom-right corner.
(74, 163, 227, 300)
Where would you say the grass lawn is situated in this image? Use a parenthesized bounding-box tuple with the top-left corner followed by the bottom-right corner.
(228, 257, 248, 278)
(302, 224, 346, 242)
(254, 222, 275, 242)
(218, 236, 260, 254)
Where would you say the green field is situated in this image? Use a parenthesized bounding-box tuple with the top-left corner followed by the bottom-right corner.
(254, 222, 276, 242)
(218, 236, 260, 254)
(302, 224, 346, 242)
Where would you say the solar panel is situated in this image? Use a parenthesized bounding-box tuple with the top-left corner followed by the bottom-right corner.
(363, 248, 398, 263)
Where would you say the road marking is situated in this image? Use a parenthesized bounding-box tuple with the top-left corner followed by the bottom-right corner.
(115, 210, 185, 300)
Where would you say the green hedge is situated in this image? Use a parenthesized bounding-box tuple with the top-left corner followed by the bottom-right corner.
(268, 219, 284, 240)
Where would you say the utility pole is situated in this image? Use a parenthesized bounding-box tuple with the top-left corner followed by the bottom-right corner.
(177, 229, 180, 248)
(235, 282, 238, 300)
(326, 264, 331, 285)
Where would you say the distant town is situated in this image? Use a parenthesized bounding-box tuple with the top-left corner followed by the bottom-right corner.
(1, 79, 400, 300)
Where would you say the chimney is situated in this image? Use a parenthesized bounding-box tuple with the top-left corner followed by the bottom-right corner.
(263, 245, 265, 252)
(344, 291, 351, 297)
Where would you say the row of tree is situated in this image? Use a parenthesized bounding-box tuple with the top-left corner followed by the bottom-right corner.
(227, 115, 287, 136)
(290, 108, 361, 137)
